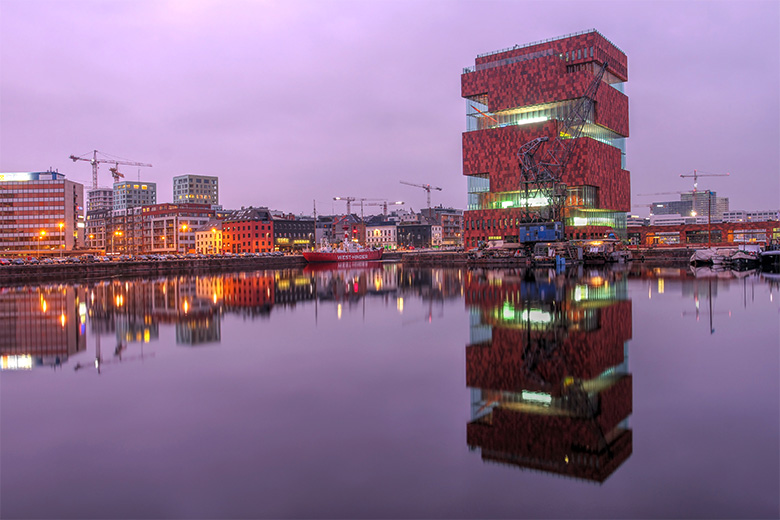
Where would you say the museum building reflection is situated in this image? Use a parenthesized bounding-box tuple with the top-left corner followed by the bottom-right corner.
(464, 268, 633, 483)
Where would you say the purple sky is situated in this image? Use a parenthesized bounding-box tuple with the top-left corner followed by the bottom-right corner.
(1, 0, 778, 216)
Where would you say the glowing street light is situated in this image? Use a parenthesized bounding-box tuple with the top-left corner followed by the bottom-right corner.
(112, 229, 123, 254)
(58, 222, 64, 258)
(176, 222, 188, 253)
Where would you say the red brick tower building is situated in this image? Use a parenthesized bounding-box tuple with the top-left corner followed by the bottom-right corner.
(461, 30, 629, 247)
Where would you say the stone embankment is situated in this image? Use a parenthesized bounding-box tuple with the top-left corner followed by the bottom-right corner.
(631, 247, 693, 264)
(400, 247, 694, 267)
(0, 256, 307, 285)
(0, 247, 695, 285)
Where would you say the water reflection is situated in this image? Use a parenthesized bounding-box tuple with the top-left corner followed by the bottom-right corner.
(1, 264, 775, 376)
(464, 267, 633, 483)
(0, 285, 87, 369)
(631, 265, 775, 333)
(2, 264, 470, 372)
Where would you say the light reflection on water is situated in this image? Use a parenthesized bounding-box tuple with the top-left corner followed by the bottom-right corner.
(1, 263, 778, 518)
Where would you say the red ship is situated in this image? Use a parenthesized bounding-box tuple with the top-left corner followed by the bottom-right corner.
(302, 246, 383, 263)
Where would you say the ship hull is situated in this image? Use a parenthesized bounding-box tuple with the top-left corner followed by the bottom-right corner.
(303, 250, 383, 263)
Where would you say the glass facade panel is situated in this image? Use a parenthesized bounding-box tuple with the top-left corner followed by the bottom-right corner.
(467, 174, 490, 210)
(565, 209, 627, 239)
(468, 186, 598, 212)
(467, 100, 626, 161)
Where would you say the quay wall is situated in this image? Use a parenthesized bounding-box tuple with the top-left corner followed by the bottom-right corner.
(0, 256, 308, 285)
(0, 247, 695, 285)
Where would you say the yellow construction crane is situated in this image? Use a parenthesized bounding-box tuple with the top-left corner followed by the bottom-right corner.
(69, 150, 152, 190)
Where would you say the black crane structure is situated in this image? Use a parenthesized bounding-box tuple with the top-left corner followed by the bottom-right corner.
(516, 61, 609, 229)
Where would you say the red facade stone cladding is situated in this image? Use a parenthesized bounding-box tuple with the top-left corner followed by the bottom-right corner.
(463, 56, 628, 136)
(462, 30, 628, 244)
(473, 32, 628, 81)
(462, 124, 629, 211)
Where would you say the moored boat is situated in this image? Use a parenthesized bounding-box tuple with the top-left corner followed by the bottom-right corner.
(303, 244, 383, 263)
(759, 249, 780, 272)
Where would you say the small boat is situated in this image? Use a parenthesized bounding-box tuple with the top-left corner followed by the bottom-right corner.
(726, 250, 759, 270)
(303, 243, 383, 263)
(759, 250, 780, 272)
(690, 247, 737, 266)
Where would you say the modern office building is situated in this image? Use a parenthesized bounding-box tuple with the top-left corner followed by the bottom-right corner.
(173, 174, 219, 206)
(651, 191, 729, 220)
(87, 188, 113, 211)
(722, 209, 779, 223)
(461, 29, 629, 247)
(0, 171, 85, 254)
(113, 181, 156, 211)
(86, 208, 112, 251)
(144, 203, 214, 254)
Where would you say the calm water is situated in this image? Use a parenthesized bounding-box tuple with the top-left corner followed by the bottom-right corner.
(1, 264, 778, 519)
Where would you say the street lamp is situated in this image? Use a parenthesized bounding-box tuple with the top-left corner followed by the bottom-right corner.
(211, 227, 218, 255)
(112, 230, 123, 255)
(177, 223, 188, 253)
(39, 230, 46, 253)
(58, 222, 64, 257)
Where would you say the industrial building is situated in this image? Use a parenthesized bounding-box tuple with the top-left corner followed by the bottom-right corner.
(461, 30, 629, 247)
(0, 171, 85, 254)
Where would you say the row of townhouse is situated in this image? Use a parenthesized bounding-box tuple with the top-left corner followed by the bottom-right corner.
(316, 207, 464, 250)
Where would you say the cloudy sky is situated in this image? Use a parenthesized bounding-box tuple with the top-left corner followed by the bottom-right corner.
(1, 0, 778, 216)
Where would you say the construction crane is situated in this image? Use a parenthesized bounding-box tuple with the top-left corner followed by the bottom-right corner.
(333, 196, 357, 214)
(399, 181, 442, 210)
(362, 200, 404, 215)
(680, 169, 729, 193)
(69, 150, 152, 190)
(515, 60, 609, 235)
